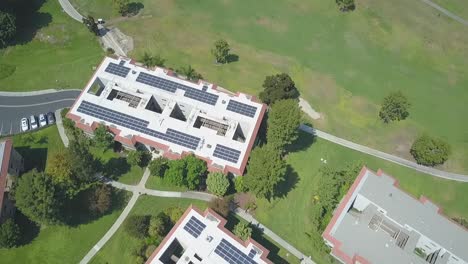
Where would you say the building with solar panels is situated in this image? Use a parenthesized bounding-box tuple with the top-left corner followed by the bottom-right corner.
(322, 167, 468, 264)
(146, 205, 272, 264)
(67, 56, 266, 175)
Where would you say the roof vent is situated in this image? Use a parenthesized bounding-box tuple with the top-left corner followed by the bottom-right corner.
(206, 235, 213, 242)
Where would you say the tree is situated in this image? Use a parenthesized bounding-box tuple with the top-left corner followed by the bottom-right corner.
(206, 172, 230, 196)
(82, 15, 99, 35)
(379, 91, 411, 123)
(211, 39, 230, 64)
(244, 145, 286, 200)
(68, 139, 97, 187)
(176, 65, 203, 82)
(410, 135, 451, 166)
(184, 155, 207, 190)
(14, 171, 62, 225)
(234, 176, 247, 193)
(233, 222, 252, 241)
(163, 207, 184, 224)
(124, 215, 150, 239)
(127, 150, 143, 167)
(141, 52, 165, 68)
(208, 197, 231, 218)
(47, 151, 73, 185)
(267, 99, 301, 151)
(163, 159, 186, 186)
(336, 0, 355, 12)
(113, 0, 130, 16)
(259, 73, 299, 105)
(93, 124, 114, 150)
(148, 212, 170, 238)
(0, 10, 16, 47)
(88, 184, 112, 215)
(0, 219, 20, 248)
(148, 157, 169, 177)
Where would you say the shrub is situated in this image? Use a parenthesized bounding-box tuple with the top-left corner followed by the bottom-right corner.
(148, 157, 169, 177)
(94, 124, 114, 150)
(410, 135, 451, 166)
(233, 222, 252, 241)
(163, 207, 185, 225)
(336, 0, 355, 12)
(145, 244, 157, 259)
(0, 219, 20, 248)
(148, 212, 170, 238)
(127, 150, 151, 167)
(208, 197, 232, 217)
(106, 47, 115, 55)
(124, 215, 150, 239)
(206, 172, 230, 196)
(234, 176, 247, 193)
(379, 91, 411, 123)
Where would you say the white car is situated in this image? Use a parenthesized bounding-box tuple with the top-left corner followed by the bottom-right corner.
(21, 118, 29, 132)
(30, 115, 38, 130)
(39, 114, 47, 127)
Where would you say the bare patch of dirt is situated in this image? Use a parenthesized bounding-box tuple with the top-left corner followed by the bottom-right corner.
(234, 193, 256, 214)
(35, 25, 69, 45)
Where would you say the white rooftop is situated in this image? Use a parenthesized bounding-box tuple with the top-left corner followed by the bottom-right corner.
(147, 206, 271, 264)
(68, 57, 265, 175)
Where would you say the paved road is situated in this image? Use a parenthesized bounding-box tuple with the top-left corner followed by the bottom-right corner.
(0, 90, 80, 136)
(419, 0, 468, 26)
(300, 124, 468, 182)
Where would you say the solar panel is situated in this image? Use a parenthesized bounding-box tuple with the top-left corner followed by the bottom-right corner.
(248, 249, 256, 258)
(77, 101, 201, 150)
(135, 72, 219, 105)
(183, 216, 206, 238)
(215, 239, 257, 264)
(104, 62, 130, 78)
(213, 144, 241, 163)
(226, 100, 257, 118)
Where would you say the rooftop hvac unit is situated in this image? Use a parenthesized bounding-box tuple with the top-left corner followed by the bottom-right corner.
(206, 236, 213, 242)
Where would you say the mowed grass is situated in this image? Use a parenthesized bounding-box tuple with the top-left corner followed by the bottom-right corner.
(0, 0, 103, 91)
(254, 132, 468, 264)
(91, 148, 144, 185)
(0, 126, 131, 263)
(431, 0, 468, 19)
(145, 175, 188, 191)
(89, 196, 207, 264)
(70, 0, 468, 173)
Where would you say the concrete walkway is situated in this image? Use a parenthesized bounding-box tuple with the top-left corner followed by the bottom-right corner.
(299, 98, 321, 120)
(299, 124, 468, 182)
(58, 0, 83, 22)
(0, 89, 81, 97)
(55, 108, 69, 147)
(419, 0, 468, 26)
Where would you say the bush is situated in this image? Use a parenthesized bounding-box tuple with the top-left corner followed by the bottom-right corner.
(145, 244, 157, 259)
(127, 150, 151, 167)
(148, 212, 170, 238)
(259, 73, 299, 105)
(94, 124, 114, 150)
(410, 135, 451, 166)
(106, 47, 115, 55)
(148, 157, 169, 177)
(206, 172, 230, 196)
(163, 207, 184, 225)
(379, 91, 411, 123)
(0, 219, 20, 248)
(124, 215, 150, 239)
(208, 197, 231, 218)
(233, 222, 252, 241)
(141, 52, 165, 67)
(336, 0, 355, 12)
(234, 176, 247, 193)
(164, 159, 186, 186)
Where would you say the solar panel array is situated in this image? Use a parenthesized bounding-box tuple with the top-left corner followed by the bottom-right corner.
(248, 249, 256, 258)
(77, 101, 200, 150)
(226, 100, 257, 118)
(105, 62, 130, 78)
(135, 72, 219, 105)
(183, 216, 206, 238)
(213, 144, 241, 163)
(215, 239, 257, 264)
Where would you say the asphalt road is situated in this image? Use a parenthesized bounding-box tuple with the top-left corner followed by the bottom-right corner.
(0, 90, 80, 136)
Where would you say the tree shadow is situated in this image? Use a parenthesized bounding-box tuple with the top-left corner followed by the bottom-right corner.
(126, 2, 144, 17)
(226, 54, 239, 63)
(35, 135, 48, 144)
(15, 211, 40, 246)
(274, 164, 299, 199)
(102, 157, 131, 180)
(1, 0, 52, 47)
(285, 129, 316, 154)
(14, 147, 48, 172)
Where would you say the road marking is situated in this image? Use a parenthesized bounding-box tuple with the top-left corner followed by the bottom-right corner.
(0, 98, 75, 108)
(9, 122, 12, 135)
(0, 122, 3, 136)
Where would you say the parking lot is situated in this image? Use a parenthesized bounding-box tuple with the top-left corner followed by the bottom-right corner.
(0, 90, 80, 135)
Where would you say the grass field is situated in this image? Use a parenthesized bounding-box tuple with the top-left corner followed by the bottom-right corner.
(0, 0, 103, 91)
(68, 0, 468, 174)
(91, 148, 144, 185)
(254, 132, 468, 263)
(145, 175, 188, 191)
(431, 0, 468, 19)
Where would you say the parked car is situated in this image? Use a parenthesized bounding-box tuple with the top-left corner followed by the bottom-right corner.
(46, 112, 55, 124)
(30, 115, 38, 130)
(39, 114, 47, 127)
(21, 118, 29, 132)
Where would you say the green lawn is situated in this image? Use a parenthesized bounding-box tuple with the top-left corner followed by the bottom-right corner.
(0, 0, 103, 91)
(68, 0, 468, 173)
(254, 132, 468, 264)
(431, 0, 468, 19)
(145, 175, 188, 191)
(91, 148, 144, 185)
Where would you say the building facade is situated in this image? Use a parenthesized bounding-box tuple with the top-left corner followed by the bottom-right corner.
(146, 205, 272, 264)
(67, 56, 266, 175)
(0, 138, 24, 223)
(323, 167, 468, 264)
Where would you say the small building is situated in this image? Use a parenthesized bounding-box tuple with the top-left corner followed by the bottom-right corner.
(0, 138, 24, 223)
(146, 205, 273, 264)
(67, 56, 266, 175)
(322, 166, 468, 264)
